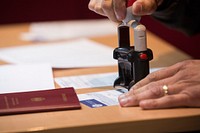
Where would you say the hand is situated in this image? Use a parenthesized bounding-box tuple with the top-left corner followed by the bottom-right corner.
(88, 0, 163, 22)
(118, 60, 200, 109)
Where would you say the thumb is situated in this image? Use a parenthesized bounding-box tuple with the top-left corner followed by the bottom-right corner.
(131, 0, 161, 15)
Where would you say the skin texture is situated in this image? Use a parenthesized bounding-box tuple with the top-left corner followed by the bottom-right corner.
(88, 0, 200, 109)
(88, 0, 163, 22)
(119, 60, 200, 109)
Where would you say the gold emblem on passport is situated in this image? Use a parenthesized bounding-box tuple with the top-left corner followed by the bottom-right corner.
(31, 97, 45, 102)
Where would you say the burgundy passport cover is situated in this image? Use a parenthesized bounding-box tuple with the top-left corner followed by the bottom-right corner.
(0, 87, 81, 115)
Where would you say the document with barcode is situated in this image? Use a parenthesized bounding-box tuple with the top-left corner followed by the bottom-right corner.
(78, 89, 128, 108)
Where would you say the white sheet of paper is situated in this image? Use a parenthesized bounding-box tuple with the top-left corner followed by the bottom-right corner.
(0, 64, 55, 94)
(78, 89, 128, 108)
(21, 19, 117, 42)
(55, 68, 162, 89)
(0, 38, 116, 68)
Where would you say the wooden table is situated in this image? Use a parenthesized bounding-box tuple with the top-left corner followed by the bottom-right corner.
(0, 23, 199, 133)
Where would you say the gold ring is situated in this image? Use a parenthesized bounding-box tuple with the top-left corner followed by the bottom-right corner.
(162, 85, 168, 95)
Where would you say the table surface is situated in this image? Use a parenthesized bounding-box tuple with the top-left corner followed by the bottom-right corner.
(0, 23, 199, 133)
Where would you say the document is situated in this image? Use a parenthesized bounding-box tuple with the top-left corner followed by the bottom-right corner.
(55, 72, 117, 89)
(55, 68, 162, 89)
(0, 64, 55, 94)
(21, 19, 116, 42)
(0, 38, 116, 68)
(78, 89, 128, 108)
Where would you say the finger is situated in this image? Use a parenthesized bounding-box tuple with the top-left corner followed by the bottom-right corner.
(101, 0, 119, 22)
(88, 0, 106, 16)
(88, 0, 97, 11)
(131, 63, 182, 90)
(119, 83, 165, 107)
(131, 0, 158, 15)
(130, 73, 185, 96)
(113, 0, 126, 21)
(139, 93, 189, 109)
(119, 78, 185, 107)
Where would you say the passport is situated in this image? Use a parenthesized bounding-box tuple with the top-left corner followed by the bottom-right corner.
(0, 87, 81, 115)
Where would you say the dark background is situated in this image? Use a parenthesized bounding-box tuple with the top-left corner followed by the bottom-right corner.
(0, 0, 199, 58)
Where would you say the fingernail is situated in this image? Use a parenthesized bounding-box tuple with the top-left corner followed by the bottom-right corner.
(119, 98, 128, 106)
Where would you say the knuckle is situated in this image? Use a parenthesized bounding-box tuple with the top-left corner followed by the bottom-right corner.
(176, 60, 193, 69)
(88, 2, 95, 10)
(181, 91, 196, 106)
(147, 83, 163, 97)
(146, 72, 158, 82)
(144, 0, 157, 14)
(129, 88, 135, 94)
(180, 70, 191, 80)
(133, 82, 143, 89)
(101, 0, 112, 10)
(175, 60, 196, 79)
(182, 60, 193, 65)
(94, 5, 102, 13)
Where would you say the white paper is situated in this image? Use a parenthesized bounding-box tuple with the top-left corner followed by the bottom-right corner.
(21, 19, 117, 42)
(0, 64, 55, 94)
(0, 38, 116, 68)
(55, 68, 162, 89)
(78, 89, 128, 108)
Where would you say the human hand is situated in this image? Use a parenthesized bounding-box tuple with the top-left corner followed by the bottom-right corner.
(118, 60, 200, 109)
(88, 0, 163, 22)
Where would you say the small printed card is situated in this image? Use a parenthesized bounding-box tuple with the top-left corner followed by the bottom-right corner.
(78, 89, 128, 108)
